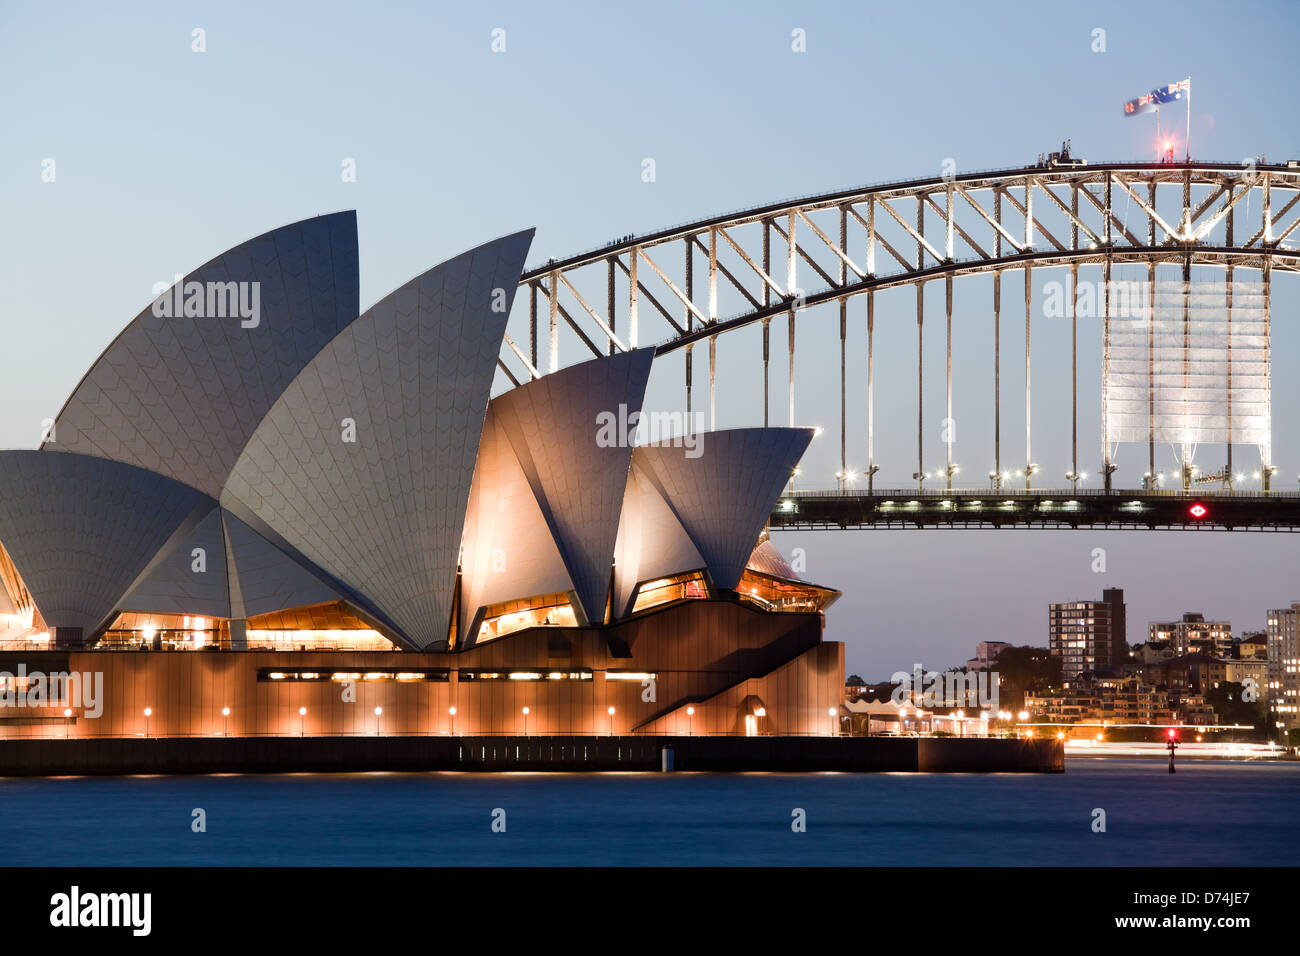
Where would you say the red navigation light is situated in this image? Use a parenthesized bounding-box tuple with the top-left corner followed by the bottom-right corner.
(1167, 728, 1178, 739)
(1189, 503, 1208, 519)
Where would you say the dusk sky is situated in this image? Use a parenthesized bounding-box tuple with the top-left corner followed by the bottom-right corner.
(3, 0, 1298, 677)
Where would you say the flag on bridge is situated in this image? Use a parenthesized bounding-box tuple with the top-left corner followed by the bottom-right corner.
(1123, 78, 1191, 116)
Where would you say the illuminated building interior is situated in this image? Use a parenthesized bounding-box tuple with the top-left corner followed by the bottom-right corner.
(0, 541, 45, 649)
(100, 604, 397, 652)
(473, 592, 577, 645)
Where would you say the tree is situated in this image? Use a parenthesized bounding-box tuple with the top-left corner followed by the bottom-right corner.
(991, 645, 1062, 711)
(1205, 681, 1267, 737)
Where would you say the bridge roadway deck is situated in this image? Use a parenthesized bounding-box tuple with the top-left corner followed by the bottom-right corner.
(768, 488, 1300, 531)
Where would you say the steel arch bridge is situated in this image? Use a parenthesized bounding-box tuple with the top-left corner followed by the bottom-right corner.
(494, 158, 1300, 531)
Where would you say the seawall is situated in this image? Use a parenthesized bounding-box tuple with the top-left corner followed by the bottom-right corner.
(0, 734, 1063, 775)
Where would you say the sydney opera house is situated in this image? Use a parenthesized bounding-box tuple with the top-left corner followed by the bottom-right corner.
(0, 213, 843, 740)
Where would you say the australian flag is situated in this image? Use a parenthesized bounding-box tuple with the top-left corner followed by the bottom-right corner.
(1124, 78, 1190, 116)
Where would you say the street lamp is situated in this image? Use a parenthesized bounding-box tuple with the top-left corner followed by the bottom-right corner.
(374, 706, 383, 735)
(222, 706, 230, 736)
(298, 706, 307, 736)
(522, 705, 530, 736)
(449, 705, 457, 736)
(686, 705, 695, 736)
(63, 707, 72, 738)
(829, 707, 838, 736)
(143, 707, 152, 737)
(607, 705, 616, 736)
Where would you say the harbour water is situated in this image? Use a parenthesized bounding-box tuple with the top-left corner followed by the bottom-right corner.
(3, 757, 1296, 866)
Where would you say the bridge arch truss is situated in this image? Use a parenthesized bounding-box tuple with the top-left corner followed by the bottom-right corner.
(496, 161, 1300, 495)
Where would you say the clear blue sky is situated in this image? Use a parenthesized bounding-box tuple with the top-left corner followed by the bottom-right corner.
(3, 0, 1299, 676)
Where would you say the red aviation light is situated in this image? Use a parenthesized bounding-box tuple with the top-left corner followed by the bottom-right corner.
(1188, 503, 1208, 519)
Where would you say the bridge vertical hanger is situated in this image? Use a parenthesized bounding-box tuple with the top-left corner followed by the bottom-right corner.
(1024, 178, 1034, 490)
(628, 247, 639, 351)
(867, 289, 875, 493)
(548, 269, 560, 373)
(1102, 171, 1114, 492)
(762, 220, 771, 427)
(1262, 172, 1275, 493)
(944, 275, 954, 490)
(1069, 184, 1079, 490)
(1146, 182, 1156, 489)
(608, 258, 618, 358)
(944, 185, 955, 491)
(839, 207, 849, 489)
(1262, 256, 1273, 492)
(1226, 187, 1234, 487)
(683, 240, 692, 416)
(1103, 256, 1113, 492)
(685, 344, 693, 419)
(529, 283, 539, 371)
(788, 308, 796, 427)
(708, 226, 717, 428)
(1181, 171, 1193, 490)
(1147, 259, 1156, 486)
(916, 195, 925, 489)
(787, 212, 797, 428)
(993, 190, 1002, 491)
(1071, 261, 1079, 490)
(1024, 264, 1033, 489)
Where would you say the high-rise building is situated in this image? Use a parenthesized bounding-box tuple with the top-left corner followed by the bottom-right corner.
(1148, 612, 1233, 657)
(1266, 603, 1300, 732)
(1049, 588, 1127, 679)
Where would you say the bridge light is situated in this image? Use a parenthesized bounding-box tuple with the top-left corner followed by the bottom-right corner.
(1189, 503, 1208, 519)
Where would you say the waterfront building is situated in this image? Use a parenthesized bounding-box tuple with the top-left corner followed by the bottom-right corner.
(1048, 588, 1127, 679)
(1026, 674, 1172, 728)
(1148, 612, 1233, 658)
(0, 216, 843, 739)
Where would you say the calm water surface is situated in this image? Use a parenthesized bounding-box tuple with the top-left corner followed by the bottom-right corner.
(2, 757, 1296, 866)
